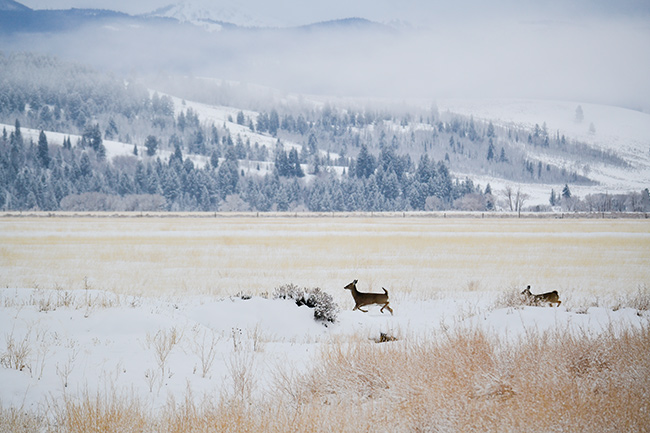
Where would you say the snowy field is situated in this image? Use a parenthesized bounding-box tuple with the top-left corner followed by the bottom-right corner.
(1, 215, 649, 431)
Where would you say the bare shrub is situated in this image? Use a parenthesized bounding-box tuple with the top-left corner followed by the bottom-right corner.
(60, 192, 165, 211)
(614, 284, 650, 312)
(1, 331, 31, 371)
(56, 345, 79, 390)
(225, 352, 257, 403)
(191, 328, 220, 378)
(491, 287, 526, 309)
(146, 327, 182, 379)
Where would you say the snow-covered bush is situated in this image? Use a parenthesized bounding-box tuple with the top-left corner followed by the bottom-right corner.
(491, 287, 527, 310)
(273, 284, 339, 324)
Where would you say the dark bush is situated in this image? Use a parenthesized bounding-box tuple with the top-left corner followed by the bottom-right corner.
(273, 284, 339, 324)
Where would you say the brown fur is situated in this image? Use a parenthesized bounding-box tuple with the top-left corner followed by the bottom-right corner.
(521, 285, 561, 307)
(344, 279, 393, 315)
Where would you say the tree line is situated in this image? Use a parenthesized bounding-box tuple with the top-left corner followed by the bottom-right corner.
(0, 119, 488, 212)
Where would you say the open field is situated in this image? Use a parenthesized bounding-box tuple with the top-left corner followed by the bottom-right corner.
(1, 214, 649, 300)
(1, 214, 649, 432)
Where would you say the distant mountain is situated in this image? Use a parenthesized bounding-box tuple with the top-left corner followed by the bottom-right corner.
(0, 0, 30, 12)
(297, 17, 395, 33)
(0, 0, 392, 35)
(0, 2, 141, 34)
(145, 1, 268, 30)
(0, 0, 201, 36)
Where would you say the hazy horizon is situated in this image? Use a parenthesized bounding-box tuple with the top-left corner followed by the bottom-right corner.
(7, 0, 650, 110)
(17, 0, 650, 27)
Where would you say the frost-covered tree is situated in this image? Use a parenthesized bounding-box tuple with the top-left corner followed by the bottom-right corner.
(37, 130, 49, 168)
(145, 135, 158, 156)
(486, 139, 495, 161)
(549, 189, 557, 206)
(575, 105, 584, 123)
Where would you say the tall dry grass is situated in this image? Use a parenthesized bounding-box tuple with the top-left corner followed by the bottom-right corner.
(2, 324, 648, 433)
(2, 216, 649, 297)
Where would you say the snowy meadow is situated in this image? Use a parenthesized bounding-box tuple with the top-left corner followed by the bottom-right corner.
(1, 214, 649, 432)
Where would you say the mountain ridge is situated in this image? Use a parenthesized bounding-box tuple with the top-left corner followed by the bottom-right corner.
(0, 0, 30, 12)
(1, 0, 393, 34)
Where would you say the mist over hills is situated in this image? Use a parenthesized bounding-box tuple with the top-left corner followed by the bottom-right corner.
(3, 0, 649, 109)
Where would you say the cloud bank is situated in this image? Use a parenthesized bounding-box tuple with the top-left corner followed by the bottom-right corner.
(7, 1, 650, 109)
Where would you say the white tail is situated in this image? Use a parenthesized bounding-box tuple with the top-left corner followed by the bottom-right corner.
(521, 285, 561, 307)
(344, 279, 393, 315)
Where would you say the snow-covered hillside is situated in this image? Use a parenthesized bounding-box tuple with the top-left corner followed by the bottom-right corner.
(437, 99, 650, 161)
(436, 99, 650, 204)
(145, 0, 279, 29)
(4, 94, 648, 208)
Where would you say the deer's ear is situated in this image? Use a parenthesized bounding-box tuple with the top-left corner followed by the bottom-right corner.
(353, 279, 358, 284)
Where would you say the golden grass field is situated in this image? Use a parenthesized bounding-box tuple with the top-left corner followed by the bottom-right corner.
(1, 214, 648, 299)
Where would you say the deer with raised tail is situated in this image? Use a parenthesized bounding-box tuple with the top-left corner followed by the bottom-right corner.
(521, 285, 561, 307)
(344, 279, 393, 315)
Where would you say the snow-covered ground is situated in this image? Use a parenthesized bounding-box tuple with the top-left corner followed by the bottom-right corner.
(1, 286, 647, 412)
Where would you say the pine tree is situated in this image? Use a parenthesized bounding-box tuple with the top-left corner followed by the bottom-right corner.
(487, 121, 495, 138)
(562, 184, 571, 199)
(256, 112, 268, 133)
(269, 110, 280, 136)
(575, 105, 584, 123)
(236, 111, 245, 125)
(486, 138, 495, 161)
(288, 148, 304, 177)
(355, 144, 374, 178)
(275, 149, 289, 176)
(307, 133, 318, 156)
(210, 151, 220, 170)
(145, 135, 158, 156)
(14, 119, 23, 146)
(37, 130, 50, 168)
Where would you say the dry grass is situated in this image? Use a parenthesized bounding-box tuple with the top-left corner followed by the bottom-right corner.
(3, 325, 648, 433)
(1, 216, 649, 298)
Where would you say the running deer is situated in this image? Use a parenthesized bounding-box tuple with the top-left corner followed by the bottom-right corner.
(344, 279, 394, 315)
(521, 285, 561, 307)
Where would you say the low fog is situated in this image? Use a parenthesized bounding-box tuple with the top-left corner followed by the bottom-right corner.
(6, 2, 650, 110)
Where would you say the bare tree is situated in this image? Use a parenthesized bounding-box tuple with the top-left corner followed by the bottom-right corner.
(502, 185, 514, 211)
(514, 187, 529, 217)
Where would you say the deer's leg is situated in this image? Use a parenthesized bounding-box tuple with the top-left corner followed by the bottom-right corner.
(381, 303, 394, 315)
